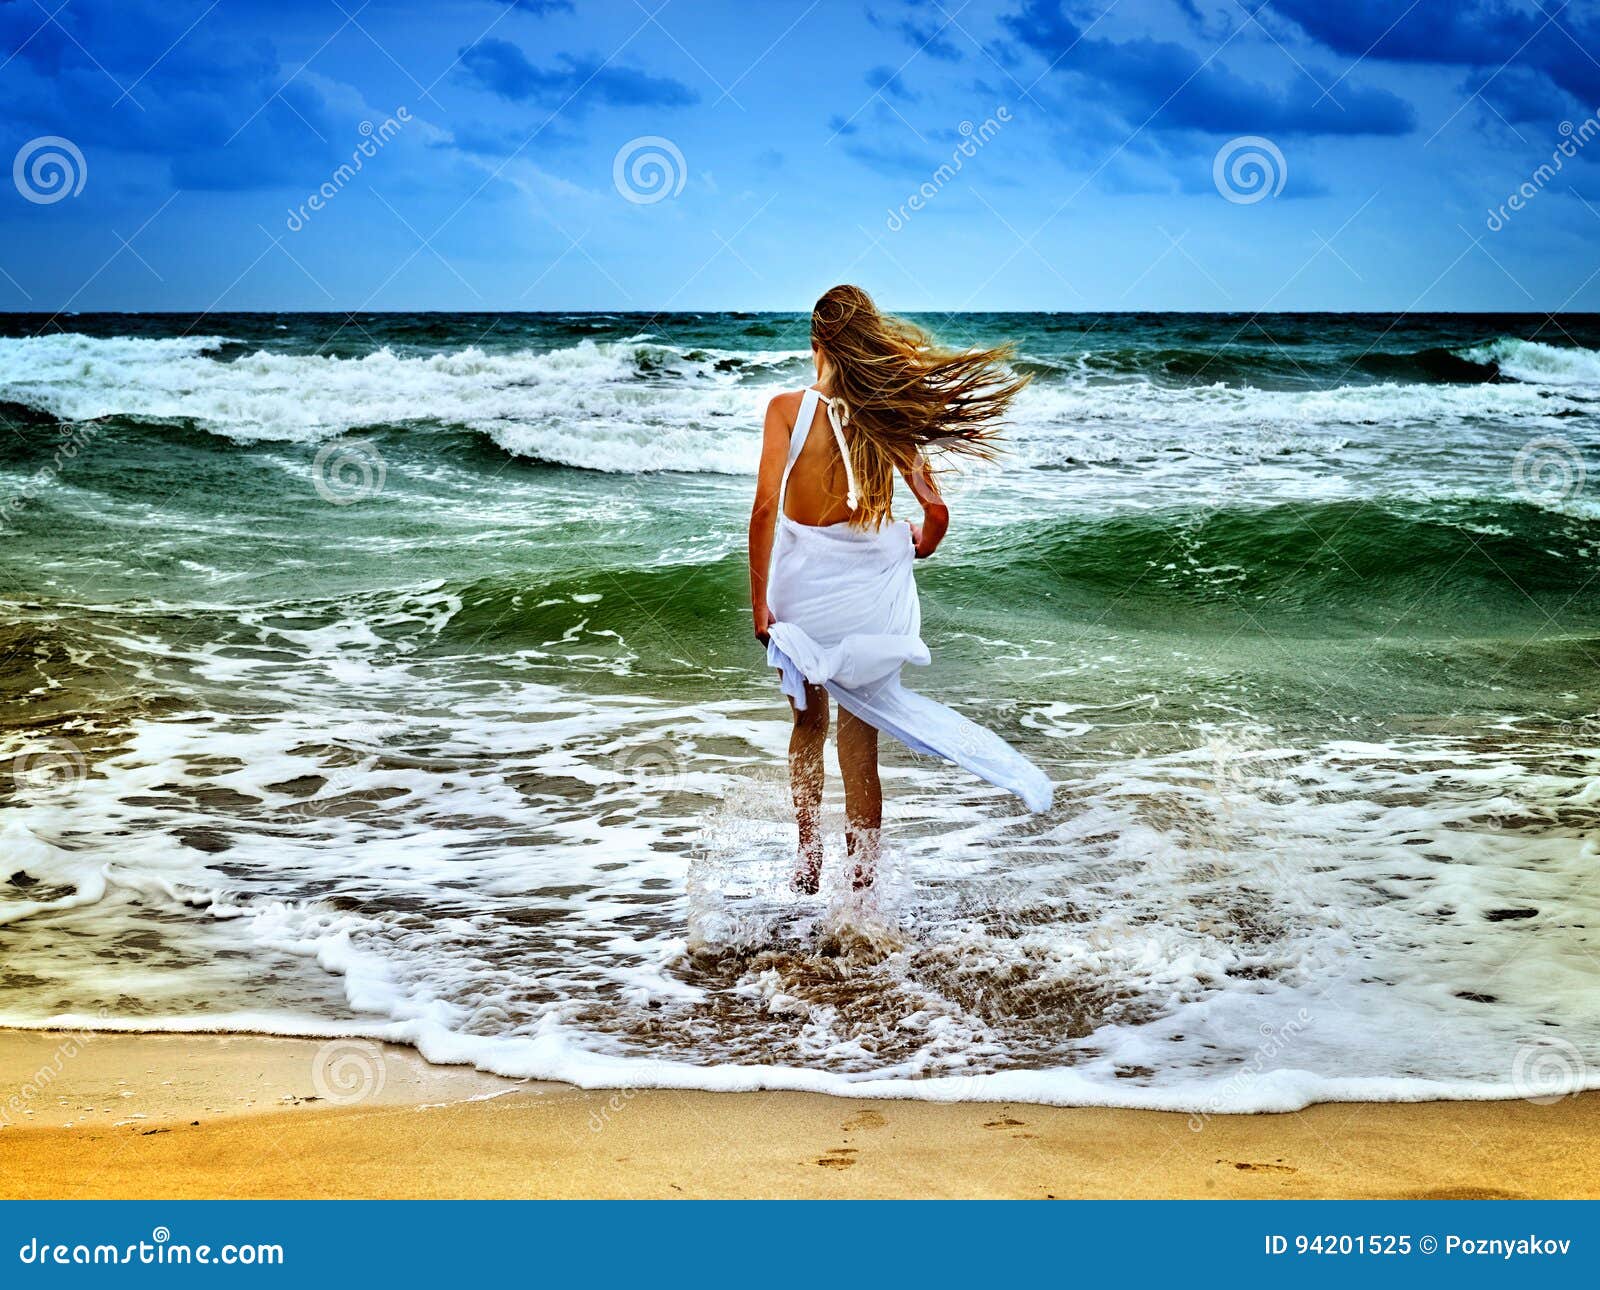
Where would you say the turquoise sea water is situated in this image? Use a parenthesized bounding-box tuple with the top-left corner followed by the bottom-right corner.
(0, 311, 1596, 1108)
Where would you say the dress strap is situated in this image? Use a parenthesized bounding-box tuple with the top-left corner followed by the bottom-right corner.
(776, 387, 859, 515)
(777, 387, 819, 514)
(816, 393, 859, 511)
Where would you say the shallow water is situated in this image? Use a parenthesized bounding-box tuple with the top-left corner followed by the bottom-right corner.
(1, 311, 1597, 1109)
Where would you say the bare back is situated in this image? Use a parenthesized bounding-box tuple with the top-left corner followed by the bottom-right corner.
(777, 387, 863, 527)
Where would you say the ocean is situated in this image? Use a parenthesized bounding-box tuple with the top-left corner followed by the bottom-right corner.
(0, 310, 1596, 1112)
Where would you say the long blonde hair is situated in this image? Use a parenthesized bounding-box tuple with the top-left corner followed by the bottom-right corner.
(811, 284, 1028, 529)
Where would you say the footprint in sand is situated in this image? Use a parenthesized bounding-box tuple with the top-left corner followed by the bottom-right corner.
(983, 1116, 1026, 1129)
(816, 1148, 858, 1169)
(842, 1110, 886, 1132)
(1406, 1186, 1522, 1200)
(1229, 1160, 1296, 1174)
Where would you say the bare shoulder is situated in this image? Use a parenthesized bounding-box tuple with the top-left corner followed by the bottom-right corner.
(763, 389, 805, 436)
(766, 389, 804, 420)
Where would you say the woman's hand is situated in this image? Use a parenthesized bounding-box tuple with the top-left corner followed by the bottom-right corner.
(749, 396, 790, 649)
(899, 456, 948, 560)
(909, 522, 941, 559)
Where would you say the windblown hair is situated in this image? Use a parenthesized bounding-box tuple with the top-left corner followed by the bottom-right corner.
(810, 284, 1028, 529)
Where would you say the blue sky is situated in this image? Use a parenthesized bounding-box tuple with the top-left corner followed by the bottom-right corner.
(2, 0, 1598, 311)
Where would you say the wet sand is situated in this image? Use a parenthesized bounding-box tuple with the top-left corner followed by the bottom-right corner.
(2, 1029, 1596, 1199)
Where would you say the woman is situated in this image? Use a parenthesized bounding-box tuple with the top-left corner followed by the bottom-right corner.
(748, 285, 1051, 894)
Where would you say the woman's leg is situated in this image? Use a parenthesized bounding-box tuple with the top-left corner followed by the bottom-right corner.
(788, 683, 828, 893)
(836, 707, 882, 889)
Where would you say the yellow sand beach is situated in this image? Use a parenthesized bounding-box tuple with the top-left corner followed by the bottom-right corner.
(2, 1030, 1596, 1200)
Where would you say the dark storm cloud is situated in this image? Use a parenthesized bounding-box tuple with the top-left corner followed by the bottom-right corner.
(457, 37, 699, 109)
(0, 0, 343, 189)
(998, 0, 1415, 136)
(1266, 0, 1600, 112)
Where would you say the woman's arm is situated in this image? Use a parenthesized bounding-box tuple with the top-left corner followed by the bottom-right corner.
(899, 454, 949, 559)
(747, 395, 792, 644)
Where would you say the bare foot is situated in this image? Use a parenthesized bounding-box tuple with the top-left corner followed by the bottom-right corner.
(791, 850, 821, 895)
(847, 828, 880, 890)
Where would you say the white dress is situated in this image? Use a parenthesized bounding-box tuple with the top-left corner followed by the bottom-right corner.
(764, 387, 1052, 813)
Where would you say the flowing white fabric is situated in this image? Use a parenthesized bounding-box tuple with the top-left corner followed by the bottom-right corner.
(764, 388, 1052, 813)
